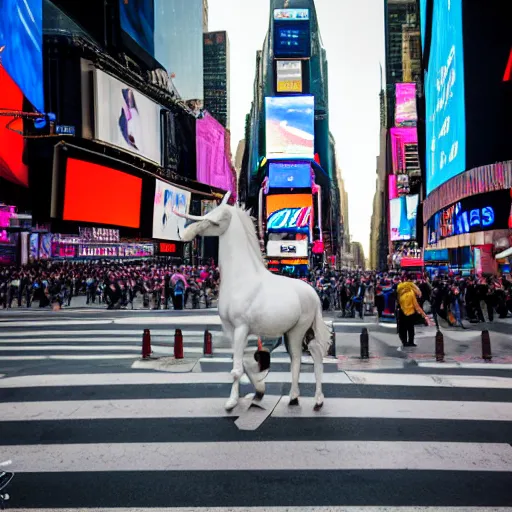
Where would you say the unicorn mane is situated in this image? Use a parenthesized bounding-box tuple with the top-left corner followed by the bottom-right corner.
(233, 205, 265, 266)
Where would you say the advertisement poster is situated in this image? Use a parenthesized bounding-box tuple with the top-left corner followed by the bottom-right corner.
(390, 195, 418, 241)
(276, 61, 303, 93)
(153, 179, 191, 241)
(0, 0, 43, 112)
(395, 83, 417, 126)
(269, 162, 311, 188)
(390, 127, 417, 174)
(95, 69, 162, 164)
(425, 0, 466, 194)
(266, 194, 312, 234)
(119, 0, 154, 56)
(265, 96, 314, 160)
(29, 233, 39, 259)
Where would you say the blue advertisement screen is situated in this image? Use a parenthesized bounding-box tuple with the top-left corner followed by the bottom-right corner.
(390, 195, 419, 241)
(425, 0, 466, 195)
(119, 0, 155, 56)
(265, 95, 314, 160)
(269, 162, 311, 188)
(273, 18, 311, 58)
(419, 0, 427, 51)
(0, 0, 43, 112)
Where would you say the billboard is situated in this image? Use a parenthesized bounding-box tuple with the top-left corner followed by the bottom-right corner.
(0, 0, 43, 112)
(390, 127, 418, 175)
(266, 194, 312, 234)
(62, 158, 142, 228)
(268, 162, 311, 189)
(265, 96, 314, 160)
(94, 69, 162, 164)
(152, 179, 191, 241)
(427, 189, 512, 244)
(267, 239, 308, 258)
(395, 83, 417, 126)
(196, 112, 235, 195)
(276, 61, 303, 93)
(119, 0, 154, 56)
(0, 67, 28, 186)
(273, 8, 311, 58)
(390, 194, 419, 241)
(425, 0, 466, 195)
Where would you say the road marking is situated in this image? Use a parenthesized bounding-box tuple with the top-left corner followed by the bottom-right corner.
(8, 508, 511, 512)
(4, 441, 512, 472)
(235, 395, 281, 430)
(0, 330, 215, 338)
(418, 362, 512, 370)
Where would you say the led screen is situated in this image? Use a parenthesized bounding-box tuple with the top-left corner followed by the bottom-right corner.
(152, 179, 191, 241)
(29, 233, 39, 259)
(119, 0, 155, 56)
(427, 189, 512, 243)
(94, 69, 162, 164)
(425, 0, 466, 195)
(276, 61, 302, 93)
(390, 127, 418, 174)
(62, 158, 142, 228)
(395, 83, 417, 126)
(390, 194, 419, 241)
(0, 67, 28, 186)
(0, 0, 43, 112)
(269, 162, 311, 189)
(273, 9, 310, 58)
(265, 96, 314, 160)
(266, 194, 312, 234)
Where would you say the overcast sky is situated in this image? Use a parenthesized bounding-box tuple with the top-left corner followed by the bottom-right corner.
(208, 0, 385, 256)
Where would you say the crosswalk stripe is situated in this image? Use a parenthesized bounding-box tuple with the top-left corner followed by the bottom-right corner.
(4, 441, 512, 472)
(2, 397, 511, 422)
(10, 509, 511, 512)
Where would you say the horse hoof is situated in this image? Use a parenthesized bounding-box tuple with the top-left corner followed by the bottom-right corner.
(314, 402, 324, 411)
(289, 397, 299, 406)
(225, 398, 238, 411)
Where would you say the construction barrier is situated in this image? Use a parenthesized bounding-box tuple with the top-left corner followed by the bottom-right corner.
(174, 329, 184, 359)
(142, 329, 151, 359)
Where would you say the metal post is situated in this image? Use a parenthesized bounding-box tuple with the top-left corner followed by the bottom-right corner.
(360, 328, 369, 359)
(481, 330, 492, 361)
(142, 329, 151, 359)
(174, 329, 184, 359)
(435, 330, 444, 362)
(203, 330, 213, 356)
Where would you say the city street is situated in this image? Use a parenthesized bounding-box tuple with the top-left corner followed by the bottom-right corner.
(1, 307, 511, 510)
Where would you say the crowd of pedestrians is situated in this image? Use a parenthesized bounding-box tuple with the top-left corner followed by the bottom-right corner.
(0, 260, 220, 310)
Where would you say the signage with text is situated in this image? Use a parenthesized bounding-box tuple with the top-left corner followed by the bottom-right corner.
(267, 239, 308, 258)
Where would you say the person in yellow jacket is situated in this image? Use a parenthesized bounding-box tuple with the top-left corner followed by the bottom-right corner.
(397, 274, 428, 347)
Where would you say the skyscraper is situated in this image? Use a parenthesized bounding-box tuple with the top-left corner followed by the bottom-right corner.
(203, 31, 230, 129)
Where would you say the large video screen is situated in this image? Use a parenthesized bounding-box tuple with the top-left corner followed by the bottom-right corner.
(395, 83, 417, 126)
(269, 162, 311, 189)
(276, 61, 303, 93)
(265, 96, 314, 160)
(62, 158, 142, 228)
(152, 179, 191, 241)
(119, 0, 154, 56)
(0, 67, 28, 186)
(390, 127, 418, 174)
(390, 194, 419, 241)
(273, 9, 310, 58)
(266, 194, 312, 234)
(0, 0, 43, 112)
(425, 0, 466, 195)
(94, 69, 162, 165)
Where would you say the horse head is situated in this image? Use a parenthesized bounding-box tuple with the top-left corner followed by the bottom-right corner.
(173, 192, 232, 241)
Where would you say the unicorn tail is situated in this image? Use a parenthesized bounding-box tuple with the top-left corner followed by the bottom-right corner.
(310, 305, 333, 357)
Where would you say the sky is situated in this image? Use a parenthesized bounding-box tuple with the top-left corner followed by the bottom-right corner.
(208, 0, 385, 257)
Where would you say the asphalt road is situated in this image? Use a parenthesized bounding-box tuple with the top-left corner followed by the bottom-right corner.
(0, 308, 511, 510)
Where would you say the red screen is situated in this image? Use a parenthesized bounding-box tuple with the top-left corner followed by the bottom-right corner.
(63, 158, 142, 228)
(0, 67, 28, 187)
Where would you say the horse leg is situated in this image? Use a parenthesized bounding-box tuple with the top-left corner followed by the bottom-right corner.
(245, 360, 265, 400)
(287, 331, 303, 406)
(308, 339, 325, 410)
(225, 325, 249, 411)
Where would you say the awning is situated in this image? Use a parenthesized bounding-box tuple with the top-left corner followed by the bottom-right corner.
(495, 247, 512, 259)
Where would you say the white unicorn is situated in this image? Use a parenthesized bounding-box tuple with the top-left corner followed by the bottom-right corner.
(174, 192, 332, 411)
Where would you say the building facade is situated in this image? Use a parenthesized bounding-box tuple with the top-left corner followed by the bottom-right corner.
(203, 31, 230, 129)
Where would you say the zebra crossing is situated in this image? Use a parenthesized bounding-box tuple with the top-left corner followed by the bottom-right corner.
(0, 319, 512, 509)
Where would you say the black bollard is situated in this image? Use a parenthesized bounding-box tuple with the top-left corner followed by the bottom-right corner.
(481, 330, 492, 361)
(435, 330, 444, 362)
(328, 328, 336, 357)
(360, 328, 369, 359)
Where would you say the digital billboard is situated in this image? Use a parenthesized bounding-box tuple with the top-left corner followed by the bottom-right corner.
(390, 194, 419, 241)
(267, 239, 308, 258)
(62, 158, 142, 228)
(119, 0, 155, 56)
(0, 0, 43, 112)
(427, 189, 512, 244)
(395, 83, 417, 126)
(266, 194, 312, 234)
(273, 9, 310, 58)
(276, 61, 303, 93)
(265, 96, 314, 160)
(0, 67, 28, 186)
(94, 69, 162, 165)
(425, 0, 466, 195)
(390, 127, 418, 175)
(268, 162, 311, 189)
(152, 179, 191, 241)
